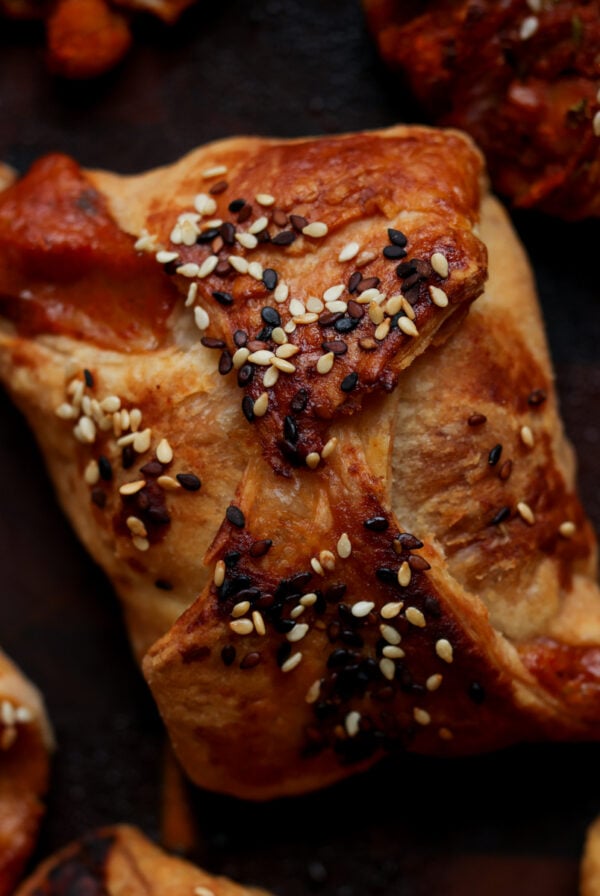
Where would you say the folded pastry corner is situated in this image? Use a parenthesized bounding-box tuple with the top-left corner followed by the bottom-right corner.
(0, 125, 598, 800)
(15, 824, 270, 896)
(0, 649, 53, 896)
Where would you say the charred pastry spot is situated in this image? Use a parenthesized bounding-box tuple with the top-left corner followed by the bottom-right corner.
(364, 516, 389, 532)
(154, 578, 173, 590)
(212, 291, 234, 307)
(468, 413, 487, 426)
(490, 506, 511, 526)
(226, 505, 246, 528)
(249, 539, 272, 558)
(180, 644, 211, 664)
(488, 444, 502, 466)
(176, 473, 201, 491)
(528, 388, 547, 407)
(221, 644, 236, 666)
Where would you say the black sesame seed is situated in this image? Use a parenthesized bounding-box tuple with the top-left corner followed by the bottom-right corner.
(383, 245, 407, 260)
(327, 648, 358, 669)
(359, 276, 380, 291)
(325, 582, 347, 603)
(468, 413, 487, 426)
(276, 642, 292, 666)
(122, 445, 135, 469)
(215, 260, 232, 277)
(261, 304, 280, 325)
(221, 645, 236, 666)
(319, 312, 343, 327)
(249, 539, 272, 558)
(209, 179, 228, 195)
(260, 267, 278, 291)
(468, 682, 486, 704)
(490, 506, 511, 526)
(499, 459, 513, 481)
(146, 506, 171, 526)
(220, 222, 236, 245)
(424, 595, 442, 617)
(348, 271, 362, 293)
(341, 372, 359, 392)
(347, 300, 364, 320)
(322, 340, 348, 355)
(83, 369, 94, 388)
(91, 487, 106, 508)
(290, 214, 308, 231)
(242, 396, 255, 422)
(396, 260, 418, 278)
(212, 290, 234, 307)
(395, 532, 423, 550)
(284, 415, 299, 444)
(388, 228, 408, 247)
(202, 336, 226, 349)
(154, 579, 173, 590)
(226, 505, 245, 528)
(98, 455, 113, 481)
(240, 652, 261, 670)
(140, 460, 163, 476)
(334, 317, 359, 334)
(196, 228, 220, 243)
(219, 350, 233, 375)
(290, 388, 309, 414)
(229, 198, 246, 213)
(273, 618, 296, 634)
(488, 444, 503, 466)
(408, 554, 431, 571)
(528, 388, 547, 407)
(271, 230, 296, 246)
(233, 330, 247, 347)
(237, 204, 252, 223)
(176, 473, 201, 491)
(364, 516, 389, 531)
(376, 567, 398, 585)
(224, 551, 241, 569)
(238, 364, 254, 387)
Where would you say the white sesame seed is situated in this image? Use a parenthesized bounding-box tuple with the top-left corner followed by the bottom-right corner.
(287, 623, 309, 642)
(202, 164, 227, 179)
(520, 425, 534, 447)
(157, 475, 181, 490)
(357, 288, 380, 303)
(194, 306, 210, 331)
(429, 285, 449, 307)
(81, 395, 92, 417)
(120, 409, 130, 431)
(294, 312, 319, 325)
(594, 111, 600, 138)
(436, 639, 454, 663)
(116, 432, 135, 448)
(129, 408, 142, 432)
(385, 294, 403, 316)
(231, 600, 250, 618)
(520, 15, 539, 40)
(119, 479, 146, 496)
(232, 347, 250, 368)
(214, 559, 226, 587)
(319, 550, 336, 571)
(100, 395, 121, 413)
(352, 601, 375, 618)
(306, 452, 321, 469)
(300, 592, 317, 606)
(253, 392, 269, 417)
(14, 706, 33, 724)
(271, 327, 287, 345)
(256, 193, 275, 206)
(271, 356, 296, 373)
(252, 611, 266, 636)
(302, 221, 328, 238)
(156, 438, 173, 464)
(356, 249, 377, 266)
(382, 645, 405, 659)
(249, 216, 269, 234)
(283, 320, 297, 334)
(323, 284, 345, 303)
(426, 674, 443, 691)
(194, 194, 217, 216)
(321, 437, 338, 459)
(133, 428, 151, 454)
(381, 602, 403, 619)
(398, 317, 419, 338)
(176, 262, 200, 278)
(274, 282, 289, 303)
(306, 296, 324, 313)
(517, 501, 535, 525)
(337, 532, 352, 559)
(194, 887, 215, 896)
(325, 300, 348, 314)
(317, 352, 335, 374)
(134, 231, 158, 252)
(345, 711, 361, 738)
(369, 302, 385, 325)
(236, 232, 258, 250)
(380, 624, 401, 645)
(413, 707, 431, 726)
(198, 255, 219, 278)
(56, 402, 77, 420)
(305, 679, 321, 703)
(156, 250, 179, 264)
(310, 556, 324, 574)
(126, 516, 147, 537)
(526, 0, 541, 10)
(203, 219, 223, 229)
(406, 606, 426, 627)
(291, 605, 305, 619)
(559, 520, 576, 538)
(401, 297, 416, 320)
(230, 619, 254, 636)
(263, 365, 280, 387)
(228, 255, 249, 274)
(179, 219, 201, 246)
(375, 319, 391, 341)
(1, 701, 15, 726)
(430, 252, 449, 278)
(289, 298, 306, 316)
(132, 536, 150, 552)
(84, 460, 100, 485)
(397, 561, 411, 587)
(75, 416, 96, 444)
(281, 652, 303, 673)
(248, 349, 275, 365)
(338, 241, 360, 262)
(248, 261, 263, 280)
(276, 343, 299, 359)
(379, 658, 396, 681)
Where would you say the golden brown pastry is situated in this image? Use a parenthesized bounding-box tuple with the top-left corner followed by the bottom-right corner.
(15, 824, 269, 896)
(582, 816, 600, 895)
(0, 0, 196, 77)
(363, 0, 600, 219)
(0, 126, 598, 800)
(0, 650, 53, 896)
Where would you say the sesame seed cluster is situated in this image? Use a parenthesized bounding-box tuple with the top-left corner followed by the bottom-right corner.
(0, 698, 33, 751)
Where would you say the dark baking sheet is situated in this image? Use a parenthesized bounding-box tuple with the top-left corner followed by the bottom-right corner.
(0, 2, 598, 893)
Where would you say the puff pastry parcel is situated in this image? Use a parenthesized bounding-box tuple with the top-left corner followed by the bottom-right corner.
(363, 0, 600, 219)
(0, 126, 598, 800)
(0, 650, 53, 896)
(15, 824, 269, 896)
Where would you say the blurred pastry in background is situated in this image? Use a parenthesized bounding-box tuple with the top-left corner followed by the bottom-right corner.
(363, 0, 600, 219)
